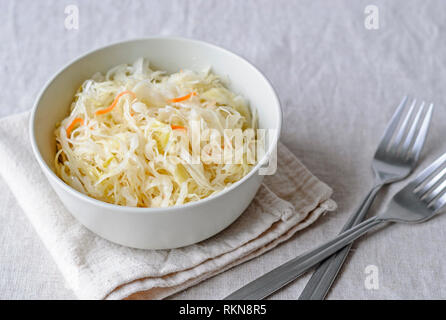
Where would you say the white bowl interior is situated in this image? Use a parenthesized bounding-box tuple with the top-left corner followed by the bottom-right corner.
(33, 38, 281, 184)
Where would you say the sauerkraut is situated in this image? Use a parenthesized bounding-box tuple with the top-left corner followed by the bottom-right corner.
(54, 58, 258, 207)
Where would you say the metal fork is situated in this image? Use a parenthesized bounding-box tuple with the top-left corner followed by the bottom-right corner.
(298, 97, 434, 299)
(225, 152, 446, 300)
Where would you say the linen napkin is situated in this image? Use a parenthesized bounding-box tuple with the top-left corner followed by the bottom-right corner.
(0, 111, 336, 300)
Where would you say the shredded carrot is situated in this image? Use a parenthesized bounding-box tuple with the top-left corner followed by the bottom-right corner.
(66, 118, 84, 137)
(171, 124, 187, 131)
(95, 91, 136, 116)
(168, 92, 197, 103)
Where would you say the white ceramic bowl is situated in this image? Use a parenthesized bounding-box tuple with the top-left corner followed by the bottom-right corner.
(30, 37, 281, 249)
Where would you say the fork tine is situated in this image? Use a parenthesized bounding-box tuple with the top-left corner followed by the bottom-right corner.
(416, 166, 446, 197)
(377, 96, 408, 151)
(432, 191, 446, 211)
(424, 178, 446, 204)
(408, 103, 434, 162)
(413, 152, 446, 187)
(390, 99, 416, 151)
(401, 102, 425, 156)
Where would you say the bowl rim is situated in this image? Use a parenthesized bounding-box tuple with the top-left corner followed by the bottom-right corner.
(29, 36, 282, 213)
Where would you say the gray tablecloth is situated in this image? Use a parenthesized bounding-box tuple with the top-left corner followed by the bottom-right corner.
(1, 0, 446, 299)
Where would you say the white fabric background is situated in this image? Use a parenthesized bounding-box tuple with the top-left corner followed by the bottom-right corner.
(1, 0, 446, 299)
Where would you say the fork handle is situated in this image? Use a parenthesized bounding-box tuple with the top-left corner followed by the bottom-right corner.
(298, 184, 383, 300)
(224, 216, 383, 300)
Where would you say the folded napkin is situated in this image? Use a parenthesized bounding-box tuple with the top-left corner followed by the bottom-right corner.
(0, 111, 336, 300)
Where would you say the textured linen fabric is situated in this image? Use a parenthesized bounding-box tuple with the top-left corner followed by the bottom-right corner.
(0, 112, 335, 300)
(1, 0, 446, 299)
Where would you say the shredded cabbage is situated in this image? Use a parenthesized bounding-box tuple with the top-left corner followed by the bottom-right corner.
(54, 58, 258, 208)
